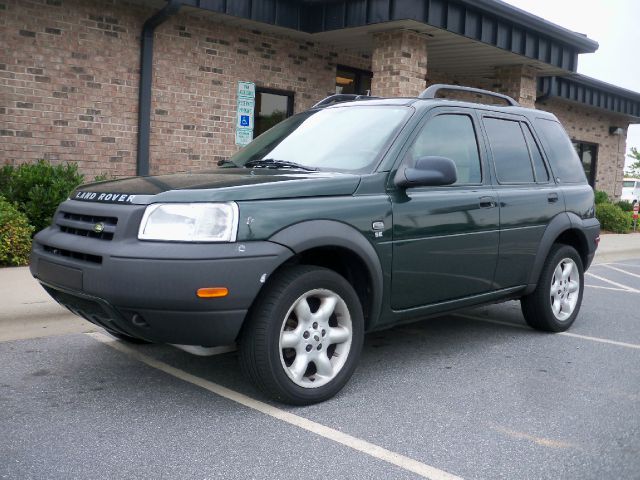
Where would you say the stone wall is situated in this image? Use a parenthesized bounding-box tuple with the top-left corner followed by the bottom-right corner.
(493, 65, 537, 108)
(0, 0, 370, 176)
(371, 30, 427, 98)
(0, 1, 631, 194)
(149, 12, 370, 174)
(0, 0, 149, 178)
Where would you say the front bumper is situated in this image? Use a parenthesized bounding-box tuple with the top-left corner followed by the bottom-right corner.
(30, 200, 293, 346)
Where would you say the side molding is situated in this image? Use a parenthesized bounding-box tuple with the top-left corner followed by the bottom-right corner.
(269, 220, 384, 325)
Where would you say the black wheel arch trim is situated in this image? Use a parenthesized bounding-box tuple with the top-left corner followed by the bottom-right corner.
(524, 212, 596, 294)
(269, 220, 384, 327)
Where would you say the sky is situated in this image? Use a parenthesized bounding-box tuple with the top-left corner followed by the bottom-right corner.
(501, 0, 640, 168)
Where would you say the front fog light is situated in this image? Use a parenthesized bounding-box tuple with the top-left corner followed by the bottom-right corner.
(138, 202, 239, 242)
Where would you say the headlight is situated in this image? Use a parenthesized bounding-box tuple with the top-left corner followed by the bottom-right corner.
(138, 202, 239, 242)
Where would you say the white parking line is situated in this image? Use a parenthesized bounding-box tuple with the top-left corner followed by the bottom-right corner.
(607, 262, 640, 269)
(453, 314, 528, 330)
(558, 332, 640, 350)
(601, 264, 640, 280)
(455, 314, 640, 350)
(585, 272, 640, 293)
(585, 284, 633, 292)
(87, 332, 463, 480)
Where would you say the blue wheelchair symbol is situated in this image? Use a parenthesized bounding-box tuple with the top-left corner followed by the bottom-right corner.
(240, 115, 250, 127)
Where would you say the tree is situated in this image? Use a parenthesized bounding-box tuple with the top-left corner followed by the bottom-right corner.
(626, 147, 640, 178)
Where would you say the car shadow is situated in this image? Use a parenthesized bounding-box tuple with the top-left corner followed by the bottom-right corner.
(85, 304, 547, 407)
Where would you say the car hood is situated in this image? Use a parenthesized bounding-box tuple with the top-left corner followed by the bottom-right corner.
(70, 168, 362, 205)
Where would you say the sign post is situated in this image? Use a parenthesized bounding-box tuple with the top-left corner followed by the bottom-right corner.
(633, 202, 639, 232)
(235, 81, 255, 147)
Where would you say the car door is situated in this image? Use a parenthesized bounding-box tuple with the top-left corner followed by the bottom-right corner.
(390, 107, 500, 310)
(479, 113, 563, 289)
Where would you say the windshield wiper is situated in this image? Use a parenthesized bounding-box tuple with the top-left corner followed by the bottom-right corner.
(217, 159, 238, 168)
(244, 158, 318, 171)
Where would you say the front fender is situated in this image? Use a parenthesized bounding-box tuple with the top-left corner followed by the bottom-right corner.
(269, 220, 384, 327)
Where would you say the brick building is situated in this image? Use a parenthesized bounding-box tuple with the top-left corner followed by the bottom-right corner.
(1, 0, 639, 197)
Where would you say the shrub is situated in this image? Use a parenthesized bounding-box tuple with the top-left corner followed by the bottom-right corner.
(596, 202, 630, 233)
(0, 160, 84, 234)
(0, 164, 13, 194)
(93, 172, 115, 182)
(594, 190, 610, 204)
(615, 200, 634, 212)
(0, 196, 34, 266)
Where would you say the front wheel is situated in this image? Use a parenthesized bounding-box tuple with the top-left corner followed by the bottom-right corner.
(239, 266, 364, 405)
(521, 244, 584, 332)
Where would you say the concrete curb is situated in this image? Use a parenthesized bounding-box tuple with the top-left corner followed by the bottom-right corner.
(593, 233, 640, 264)
(593, 248, 640, 264)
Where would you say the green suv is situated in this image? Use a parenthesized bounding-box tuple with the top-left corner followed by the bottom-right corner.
(30, 84, 599, 405)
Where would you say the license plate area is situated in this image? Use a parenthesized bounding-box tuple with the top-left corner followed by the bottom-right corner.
(37, 259, 83, 291)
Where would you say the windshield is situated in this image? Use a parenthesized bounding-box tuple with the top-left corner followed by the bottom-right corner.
(623, 181, 636, 188)
(228, 106, 411, 173)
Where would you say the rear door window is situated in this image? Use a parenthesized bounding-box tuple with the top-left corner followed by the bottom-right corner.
(483, 117, 535, 183)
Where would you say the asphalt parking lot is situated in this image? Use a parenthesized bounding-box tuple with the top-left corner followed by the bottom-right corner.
(1, 259, 639, 480)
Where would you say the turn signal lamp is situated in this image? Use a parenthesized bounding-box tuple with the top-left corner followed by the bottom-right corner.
(197, 287, 229, 298)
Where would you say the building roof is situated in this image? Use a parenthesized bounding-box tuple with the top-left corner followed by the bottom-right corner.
(538, 74, 640, 120)
(183, 0, 598, 73)
(177, 0, 640, 118)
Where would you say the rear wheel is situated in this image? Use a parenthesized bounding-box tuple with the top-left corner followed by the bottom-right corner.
(521, 244, 584, 332)
(239, 265, 364, 405)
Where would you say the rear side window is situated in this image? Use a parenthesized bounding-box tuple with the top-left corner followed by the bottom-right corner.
(534, 118, 587, 183)
(408, 114, 482, 184)
(483, 117, 534, 183)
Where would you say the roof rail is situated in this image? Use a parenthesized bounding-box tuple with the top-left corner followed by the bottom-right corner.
(312, 94, 380, 108)
(419, 84, 519, 106)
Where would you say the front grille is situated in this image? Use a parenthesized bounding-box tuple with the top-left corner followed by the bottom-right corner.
(57, 211, 118, 241)
(43, 244, 102, 264)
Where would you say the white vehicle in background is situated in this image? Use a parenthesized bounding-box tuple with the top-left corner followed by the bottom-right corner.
(621, 178, 640, 204)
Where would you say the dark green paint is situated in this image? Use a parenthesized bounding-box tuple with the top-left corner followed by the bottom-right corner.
(67, 98, 599, 331)
(74, 169, 362, 204)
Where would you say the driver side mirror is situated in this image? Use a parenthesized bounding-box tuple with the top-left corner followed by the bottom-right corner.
(394, 156, 457, 188)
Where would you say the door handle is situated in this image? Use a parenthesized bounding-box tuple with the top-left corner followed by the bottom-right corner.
(479, 196, 497, 208)
(548, 193, 559, 203)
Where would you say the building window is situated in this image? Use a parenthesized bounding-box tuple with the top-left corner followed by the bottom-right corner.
(253, 88, 294, 138)
(573, 141, 598, 187)
(335, 65, 372, 95)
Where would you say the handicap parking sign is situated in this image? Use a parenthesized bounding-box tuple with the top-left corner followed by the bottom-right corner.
(235, 81, 255, 146)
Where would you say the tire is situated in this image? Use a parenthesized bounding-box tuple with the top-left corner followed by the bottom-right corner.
(105, 328, 150, 344)
(521, 244, 584, 332)
(239, 265, 364, 405)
